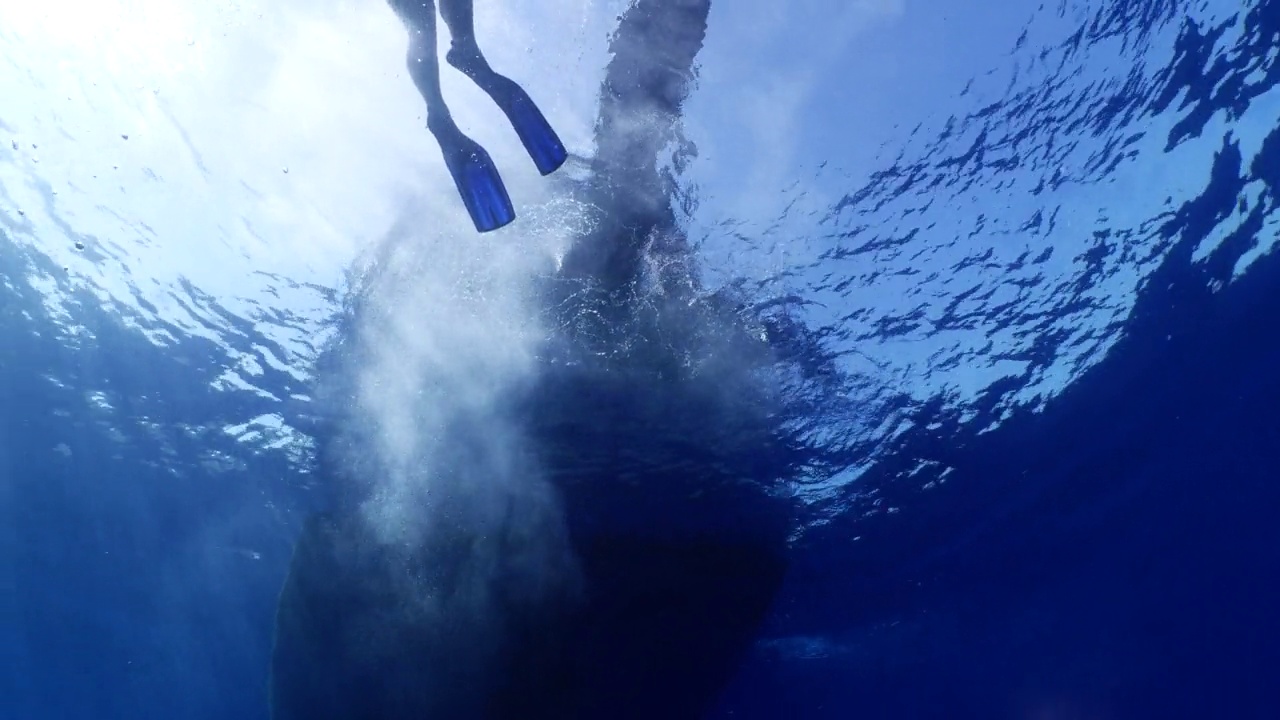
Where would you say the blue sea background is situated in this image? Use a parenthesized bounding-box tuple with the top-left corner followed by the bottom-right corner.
(4, 0, 1280, 717)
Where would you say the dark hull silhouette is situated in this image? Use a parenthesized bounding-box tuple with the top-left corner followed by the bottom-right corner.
(271, 1, 795, 718)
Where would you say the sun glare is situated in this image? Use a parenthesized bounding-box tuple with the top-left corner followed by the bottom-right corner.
(1, 0, 203, 80)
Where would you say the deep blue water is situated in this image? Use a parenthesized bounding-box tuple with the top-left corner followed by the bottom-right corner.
(5, 0, 1280, 717)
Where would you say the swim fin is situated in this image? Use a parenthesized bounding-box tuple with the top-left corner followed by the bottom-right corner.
(448, 50, 568, 176)
(435, 124, 516, 232)
(491, 77, 568, 176)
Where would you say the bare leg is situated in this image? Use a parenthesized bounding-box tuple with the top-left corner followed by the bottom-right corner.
(437, 0, 497, 87)
(396, 0, 456, 134)
(436, 0, 474, 40)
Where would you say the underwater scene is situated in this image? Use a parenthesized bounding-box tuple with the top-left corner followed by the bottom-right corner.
(4, 0, 1280, 717)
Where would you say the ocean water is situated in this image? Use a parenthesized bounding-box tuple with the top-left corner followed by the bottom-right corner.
(3, 0, 1279, 718)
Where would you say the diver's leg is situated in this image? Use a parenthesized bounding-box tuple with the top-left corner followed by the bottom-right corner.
(400, 1, 453, 132)
(399, 0, 515, 232)
(438, 0, 567, 175)
(437, 0, 491, 76)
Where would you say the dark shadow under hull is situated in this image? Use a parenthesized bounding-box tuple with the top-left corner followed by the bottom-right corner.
(271, 513, 786, 720)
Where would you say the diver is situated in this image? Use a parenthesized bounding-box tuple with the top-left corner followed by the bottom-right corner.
(388, 0, 568, 232)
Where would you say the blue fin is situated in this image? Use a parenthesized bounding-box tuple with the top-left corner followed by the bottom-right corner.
(492, 78, 568, 176)
(436, 127, 516, 232)
(447, 50, 568, 176)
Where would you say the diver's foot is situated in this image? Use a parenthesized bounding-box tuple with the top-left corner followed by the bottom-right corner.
(445, 42, 493, 82)
(429, 120, 515, 232)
